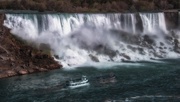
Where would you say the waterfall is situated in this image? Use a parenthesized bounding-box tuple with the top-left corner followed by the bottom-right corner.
(4, 13, 139, 36)
(179, 12, 180, 28)
(118, 14, 137, 34)
(3, 13, 180, 67)
(140, 13, 168, 34)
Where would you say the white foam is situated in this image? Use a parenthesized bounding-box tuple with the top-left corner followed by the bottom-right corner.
(3, 13, 180, 68)
(140, 12, 168, 34)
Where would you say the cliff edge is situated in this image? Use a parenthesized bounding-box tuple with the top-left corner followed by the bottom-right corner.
(0, 14, 62, 78)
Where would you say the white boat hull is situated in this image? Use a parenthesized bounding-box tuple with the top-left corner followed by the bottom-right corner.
(69, 82, 90, 89)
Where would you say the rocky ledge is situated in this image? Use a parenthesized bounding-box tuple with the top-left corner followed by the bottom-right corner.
(0, 14, 62, 78)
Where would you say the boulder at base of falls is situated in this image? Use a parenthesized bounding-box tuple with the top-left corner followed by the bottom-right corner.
(89, 54, 99, 62)
(173, 38, 180, 53)
(143, 35, 154, 45)
(121, 53, 131, 60)
(18, 69, 28, 75)
(137, 47, 146, 55)
(153, 52, 164, 58)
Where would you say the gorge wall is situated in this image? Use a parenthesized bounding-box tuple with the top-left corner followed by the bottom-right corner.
(0, 13, 62, 78)
(164, 10, 179, 30)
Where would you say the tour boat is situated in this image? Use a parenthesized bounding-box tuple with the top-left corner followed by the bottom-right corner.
(68, 75, 90, 89)
(98, 73, 117, 84)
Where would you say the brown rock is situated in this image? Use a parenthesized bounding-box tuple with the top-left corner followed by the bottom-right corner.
(89, 54, 99, 62)
(18, 69, 28, 75)
(0, 73, 8, 78)
(49, 64, 62, 69)
(28, 68, 35, 73)
(38, 68, 48, 72)
(0, 14, 62, 79)
(143, 35, 154, 45)
(6, 70, 17, 76)
(121, 53, 131, 60)
(0, 70, 17, 78)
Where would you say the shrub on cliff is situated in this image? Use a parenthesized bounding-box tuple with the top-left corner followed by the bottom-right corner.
(0, 0, 179, 12)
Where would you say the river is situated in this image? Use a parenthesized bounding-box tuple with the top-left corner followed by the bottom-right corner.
(0, 59, 180, 102)
(1, 11, 180, 102)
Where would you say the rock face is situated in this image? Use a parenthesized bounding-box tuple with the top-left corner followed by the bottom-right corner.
(89, 54, 99, 62)
(164, 11, 179, 30)
(0, 14, 62, 78)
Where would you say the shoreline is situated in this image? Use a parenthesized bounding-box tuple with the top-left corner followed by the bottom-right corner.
(0, 66, 61, 79)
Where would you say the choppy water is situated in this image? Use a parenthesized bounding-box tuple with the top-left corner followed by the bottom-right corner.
(0, 59, 180, 102)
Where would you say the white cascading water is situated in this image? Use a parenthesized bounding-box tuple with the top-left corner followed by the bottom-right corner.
(3, 13, 179, 67)
(179, 12, 180, 28)
(140, 13, 168, 34)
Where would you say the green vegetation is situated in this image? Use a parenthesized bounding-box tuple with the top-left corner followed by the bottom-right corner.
(0, 0, 179, 12)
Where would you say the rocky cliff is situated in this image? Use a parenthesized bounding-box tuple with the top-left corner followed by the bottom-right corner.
(164, 10, 179, 30)
(0, 14, 62, 78)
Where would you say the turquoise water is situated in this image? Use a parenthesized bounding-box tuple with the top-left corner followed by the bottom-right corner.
(0, 59, 180, 102)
